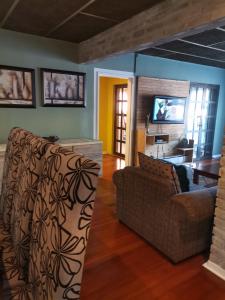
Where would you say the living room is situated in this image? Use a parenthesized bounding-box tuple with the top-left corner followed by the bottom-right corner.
(1, 0, 225, 299)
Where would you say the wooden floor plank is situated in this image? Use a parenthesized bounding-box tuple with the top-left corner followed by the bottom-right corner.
(80, 155, 225, 299)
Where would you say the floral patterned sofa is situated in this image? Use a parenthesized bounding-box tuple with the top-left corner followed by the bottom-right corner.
(0, 127, 100, 299)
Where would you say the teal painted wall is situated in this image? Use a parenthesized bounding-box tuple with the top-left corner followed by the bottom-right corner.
(0, 29, 224, 156)
(0, 29, 134, 143)
(135, 54, 225, 155)
(0, 29, 87, 142)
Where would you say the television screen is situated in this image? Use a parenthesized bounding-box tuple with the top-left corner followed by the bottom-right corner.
(152, 96, 186, 124)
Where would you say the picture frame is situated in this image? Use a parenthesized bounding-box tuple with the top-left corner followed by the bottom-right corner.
(41, 68, 85, 107)
(0, 65, 36, 108)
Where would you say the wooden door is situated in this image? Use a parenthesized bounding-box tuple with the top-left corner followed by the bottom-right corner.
(114, 84, 128, 158)
(186, 83, 219, 160)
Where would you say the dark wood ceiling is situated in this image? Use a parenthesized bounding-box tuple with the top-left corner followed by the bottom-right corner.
(0, 0, 164, 43)
(139, 27, 225, 69)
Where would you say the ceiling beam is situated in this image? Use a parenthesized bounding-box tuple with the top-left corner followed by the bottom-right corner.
(77, 0, 225, 63)
(0, 0, 20, 27)
(46, 0, 97, 36)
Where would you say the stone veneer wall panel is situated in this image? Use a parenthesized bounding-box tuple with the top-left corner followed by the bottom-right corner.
(134, 76, 190, 162)
(204, 140, 225, 279)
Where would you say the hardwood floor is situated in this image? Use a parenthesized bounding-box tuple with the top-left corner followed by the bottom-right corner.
(80, 155, 225, 300)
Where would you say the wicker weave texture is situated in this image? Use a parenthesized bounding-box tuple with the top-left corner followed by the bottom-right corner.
(113, 166, 217, 263)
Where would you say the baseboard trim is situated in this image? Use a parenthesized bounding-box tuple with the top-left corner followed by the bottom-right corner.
(203, 261, 225, 281)
(213, 154, 221, 159)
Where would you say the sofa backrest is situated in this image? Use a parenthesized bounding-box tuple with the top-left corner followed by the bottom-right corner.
(28, 144, 100, 299)
(10, 133, 53, 280)
(0, 128, 31, 230)
(138, 152, 181, 193)
(0, 127, 21, 218)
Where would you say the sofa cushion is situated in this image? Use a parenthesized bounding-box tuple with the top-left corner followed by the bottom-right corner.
(138, 152, 181, 193)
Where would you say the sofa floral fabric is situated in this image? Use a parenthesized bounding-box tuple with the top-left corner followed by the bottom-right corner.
(0, 129, 100, 299)
(9, 135, 52, 282)
(28, 145, 100, 299)
(0, 127, 20, 215)
(2, 282, 33, 300)
(0, 127, 27, 229)
(138, 152, 181, 193)
(1, 132, 53, 291)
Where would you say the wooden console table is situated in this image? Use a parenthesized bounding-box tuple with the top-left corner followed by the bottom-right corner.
(193, 160, 220, 184)
(0, 138, 102, 194)
(58, 138, 102, 174)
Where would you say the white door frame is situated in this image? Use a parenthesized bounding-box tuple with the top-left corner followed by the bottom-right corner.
(94, 68, 135, 165)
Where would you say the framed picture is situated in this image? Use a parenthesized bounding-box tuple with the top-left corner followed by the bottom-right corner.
(41, 68, 85, 107)
(0, 65, 35, 108)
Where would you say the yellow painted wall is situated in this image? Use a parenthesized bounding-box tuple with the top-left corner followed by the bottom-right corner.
(99, 77, 128, 154)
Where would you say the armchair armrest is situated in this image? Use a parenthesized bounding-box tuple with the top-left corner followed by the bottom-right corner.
(113, 168, 126, 190)
(168, 186, 217, 222)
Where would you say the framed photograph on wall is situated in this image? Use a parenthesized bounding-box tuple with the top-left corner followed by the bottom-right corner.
(41, 68, 85, 107)
(0, 65, 36, 108)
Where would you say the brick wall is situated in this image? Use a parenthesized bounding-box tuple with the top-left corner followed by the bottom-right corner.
(204, 137, 225, 279)
(135, 76, 190, 162)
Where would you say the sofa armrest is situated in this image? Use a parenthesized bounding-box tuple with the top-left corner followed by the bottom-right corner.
(113, 168, 125, 190)
(168, 186, 217, 222)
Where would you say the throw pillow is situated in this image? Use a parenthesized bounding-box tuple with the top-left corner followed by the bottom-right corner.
(138, 152, 181, 193)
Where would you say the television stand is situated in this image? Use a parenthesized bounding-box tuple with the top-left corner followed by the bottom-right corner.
(146, 132, 169, 145)
(136, 129, 170, 163)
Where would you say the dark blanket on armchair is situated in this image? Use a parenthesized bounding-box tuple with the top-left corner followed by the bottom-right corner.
(173, 164, 190, 192)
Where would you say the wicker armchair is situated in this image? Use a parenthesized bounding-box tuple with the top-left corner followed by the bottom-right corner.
(113, 161, 217, 263)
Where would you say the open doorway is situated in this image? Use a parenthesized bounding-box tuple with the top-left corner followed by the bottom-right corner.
(94, 68, 134, 166)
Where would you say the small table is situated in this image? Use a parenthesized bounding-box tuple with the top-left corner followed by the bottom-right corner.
(192, 161, 220, 184)
(177, 147, 194, 163)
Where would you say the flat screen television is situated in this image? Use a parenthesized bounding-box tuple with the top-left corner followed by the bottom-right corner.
(151, 95, 186, 124)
